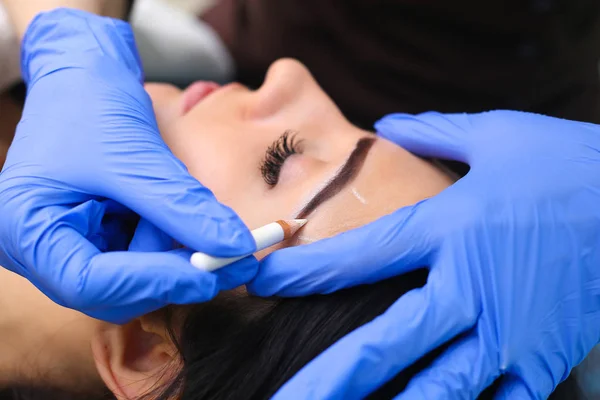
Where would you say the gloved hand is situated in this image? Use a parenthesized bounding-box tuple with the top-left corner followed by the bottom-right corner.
(250, 111, 600, 399)
(0, 8, 256, 324)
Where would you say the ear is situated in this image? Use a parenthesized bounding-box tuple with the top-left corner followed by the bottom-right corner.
(91, 314, 179, 400)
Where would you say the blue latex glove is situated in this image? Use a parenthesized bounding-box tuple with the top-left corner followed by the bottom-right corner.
(250, 111, 600, 399)
(0, 9, 256, 324)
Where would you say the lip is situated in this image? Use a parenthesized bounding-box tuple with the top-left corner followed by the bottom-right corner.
(181, 81, 221, 115)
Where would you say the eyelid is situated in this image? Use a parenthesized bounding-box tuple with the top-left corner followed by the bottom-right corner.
(260, 130, 304, 186)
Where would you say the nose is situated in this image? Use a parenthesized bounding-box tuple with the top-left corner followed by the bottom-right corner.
(263, 58, 313, 89)
(248, 59, 314, 119)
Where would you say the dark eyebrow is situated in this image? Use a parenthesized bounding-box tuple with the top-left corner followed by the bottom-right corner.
(296, 137, 376, 219)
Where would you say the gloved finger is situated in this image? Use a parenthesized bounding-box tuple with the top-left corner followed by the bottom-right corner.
(396, 333, 497, 400)
(492, 375, 537, 400)
(104, 147, 256, 258)
(374, 112, 472, 162)
(129, 218, 175, 252)
(249, 200, 433, 297)
(78, 250, 220, 323)
(272, 271, 476, 400)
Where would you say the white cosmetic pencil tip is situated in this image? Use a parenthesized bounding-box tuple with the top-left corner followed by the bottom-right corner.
(276, 219, 308, 239)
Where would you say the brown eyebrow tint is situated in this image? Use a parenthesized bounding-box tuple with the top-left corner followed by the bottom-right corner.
(296, 137, 375, 219)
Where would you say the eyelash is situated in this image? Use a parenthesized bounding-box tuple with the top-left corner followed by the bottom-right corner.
(260, 130, 303, 186)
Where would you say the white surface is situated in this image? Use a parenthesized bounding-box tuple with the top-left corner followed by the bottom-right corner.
(163, 0, 216, 15)
(130, 0, 234, 85)
(0, 1, 20, 92)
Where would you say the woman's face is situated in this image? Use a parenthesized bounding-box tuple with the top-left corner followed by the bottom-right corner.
(145, 59, 453, 252)
(0, 59, 455, 399)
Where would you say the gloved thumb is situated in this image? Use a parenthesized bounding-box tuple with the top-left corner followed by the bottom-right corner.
(374, 112, 473, 163)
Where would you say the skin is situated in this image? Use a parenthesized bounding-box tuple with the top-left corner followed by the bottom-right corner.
(0, 59, 453, 399)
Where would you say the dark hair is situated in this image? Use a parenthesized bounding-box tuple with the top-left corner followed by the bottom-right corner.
(0, 270, 581, 400)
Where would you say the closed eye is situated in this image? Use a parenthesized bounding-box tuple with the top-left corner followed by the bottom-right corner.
(260, 130, 303, 186)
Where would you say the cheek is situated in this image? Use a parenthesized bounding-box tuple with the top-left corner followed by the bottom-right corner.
(166, 125, 247, 195)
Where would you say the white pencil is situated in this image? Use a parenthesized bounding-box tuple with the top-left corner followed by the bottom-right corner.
(190, 219, 307, 272)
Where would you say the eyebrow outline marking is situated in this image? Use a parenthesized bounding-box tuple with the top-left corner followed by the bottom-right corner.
(296, 137, 375, 219)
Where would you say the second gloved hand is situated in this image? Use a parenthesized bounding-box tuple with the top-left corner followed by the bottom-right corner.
(0, 9, 256, 324)
(250, 111, 600, 399)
